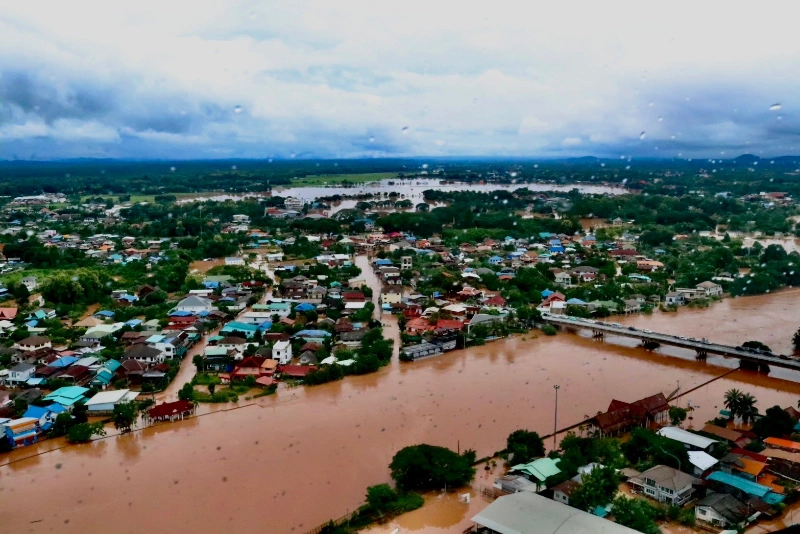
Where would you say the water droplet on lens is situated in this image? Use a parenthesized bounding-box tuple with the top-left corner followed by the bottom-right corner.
(639, 132, 646, 140)
(770, 103, 782, 111)
(233, 105, 243, 114)
(401, 126, 409, 134)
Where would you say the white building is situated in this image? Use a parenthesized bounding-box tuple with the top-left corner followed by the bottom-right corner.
(225, 257, 245, 266)
(272, 340, 293, 365)
(696, 281, 723, 297)
(85, 389, 139, 415)
(174, 295, 213, 314)
(657, 426, 718, 452)
(14, 335, 51, 352)
(284, 197, 305, 211)
(21, 276, 37, 291)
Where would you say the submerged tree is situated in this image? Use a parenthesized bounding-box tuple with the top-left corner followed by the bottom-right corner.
(112, 402, 138, 433)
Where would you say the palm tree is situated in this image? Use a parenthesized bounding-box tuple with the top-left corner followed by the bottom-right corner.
(724, 389, 743, 418)
(739, 394, 758, 424)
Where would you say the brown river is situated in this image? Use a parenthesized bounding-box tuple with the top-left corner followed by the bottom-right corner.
(2, 260, 800, 533)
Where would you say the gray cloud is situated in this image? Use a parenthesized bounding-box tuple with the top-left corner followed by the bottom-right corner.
(1, 2, 800, 160)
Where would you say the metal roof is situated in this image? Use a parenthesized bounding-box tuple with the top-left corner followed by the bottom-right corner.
(472, 492, 638, 534)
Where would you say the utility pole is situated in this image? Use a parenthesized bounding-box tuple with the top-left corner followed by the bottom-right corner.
(553, 385, 560, 451)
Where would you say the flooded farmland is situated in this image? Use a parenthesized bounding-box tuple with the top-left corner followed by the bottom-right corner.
(3, 289, 800, 533)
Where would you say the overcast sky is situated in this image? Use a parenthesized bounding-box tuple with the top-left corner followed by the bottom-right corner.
(1, 1, 799, 160)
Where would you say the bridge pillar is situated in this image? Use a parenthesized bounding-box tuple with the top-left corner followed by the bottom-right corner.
(592, 330, 604, 338)
(695, 349, 707, 360)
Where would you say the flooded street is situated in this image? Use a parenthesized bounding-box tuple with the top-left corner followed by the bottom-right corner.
(3, 276, 800, 533)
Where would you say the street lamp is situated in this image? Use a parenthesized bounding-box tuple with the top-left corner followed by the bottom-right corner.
(553, 385, 560, 451)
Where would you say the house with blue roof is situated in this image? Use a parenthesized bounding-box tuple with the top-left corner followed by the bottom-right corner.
(293, 330, 332, 343)
(109, 254, 124, 263)
(539, 232, 552, 239)
(23, 404, 66, 432)
(706, 471, 785, 505)
(94, 310, 116, 319)
(542, 289, 554, 298)
(125, 319, 143, 328)
(488, 255, 504, 265)
(50, 356, 80, 369)
(295, 302, 316, 312)
(374, 259, 393, 266)
(566, 298, 588, 306)
(43, 386, 89, 410)
(549, 245, 565, 254)
(220, 321, 262, 339)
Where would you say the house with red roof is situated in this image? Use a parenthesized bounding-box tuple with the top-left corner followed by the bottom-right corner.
(0, 308, 17, 320)
(435, 319, 464, 332)
(279, 365, 316, 379)
(405, 317, 435, 336)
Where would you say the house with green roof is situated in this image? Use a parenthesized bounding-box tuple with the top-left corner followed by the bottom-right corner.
(510, 457, 562, 491)
(43, 386, 89, 409)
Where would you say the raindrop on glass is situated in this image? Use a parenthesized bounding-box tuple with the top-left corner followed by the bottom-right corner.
(639, 132, 646, 140)
(769, 103, 782, 111)
(233, 105, 243, 114)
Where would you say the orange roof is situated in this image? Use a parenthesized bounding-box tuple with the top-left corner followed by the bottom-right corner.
(764, 437, 800, 450)
(736, 457, 765, 477)
(758, 473, 785, 494)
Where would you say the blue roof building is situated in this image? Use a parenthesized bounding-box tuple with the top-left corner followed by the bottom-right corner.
(488, 255, 504, 265)
(706, 471, 785, 504)
(220, 321, 264, 338)
(50, 356, 79, 368)
(44, 386, 89, 409)
(549, 246, 565, 254)
(374, 259, 393, 266)
(95, 310, 115, 318)
(295, 303, 316, 312)
(542, 289, 554, 298)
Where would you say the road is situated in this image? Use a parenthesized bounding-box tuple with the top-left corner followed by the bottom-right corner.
(158, 261, 278, 401)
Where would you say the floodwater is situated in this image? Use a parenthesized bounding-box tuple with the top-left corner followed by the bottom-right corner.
(3, 279, 800, 533)
(274, 179, 628, 203)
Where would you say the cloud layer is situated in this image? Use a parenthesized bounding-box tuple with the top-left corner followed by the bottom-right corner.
(1, 1, 799, 160)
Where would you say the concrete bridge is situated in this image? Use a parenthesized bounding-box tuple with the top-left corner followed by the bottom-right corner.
(541, 313, 800, 372)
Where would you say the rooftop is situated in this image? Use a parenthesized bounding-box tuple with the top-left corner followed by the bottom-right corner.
(471, 491, 638, 534)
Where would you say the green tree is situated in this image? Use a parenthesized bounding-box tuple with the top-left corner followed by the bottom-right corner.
(366, 484, 398, 515)
(112, 402, 138, 433)
(178, 382, 195, 402)
(49, 412, 75, 437)
(13, 397, 28, 417)
(570, 465, 621, 512)
(611, 496, 661, 534)
(506, 429, 546, 464)
(389, 444, 476, 491)
(67, 422, 107, 443)
(192, 354, 204, 372)
(723, 389, 743, 419)
(668, 406, 687, 427)
(752, 405, 795, 439)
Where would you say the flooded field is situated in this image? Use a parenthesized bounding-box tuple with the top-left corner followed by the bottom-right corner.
(274, 179, 627, 204)
(2, 288, 800, 533)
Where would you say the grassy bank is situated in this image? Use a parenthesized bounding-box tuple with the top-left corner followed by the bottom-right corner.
(289, 172, 399, 186)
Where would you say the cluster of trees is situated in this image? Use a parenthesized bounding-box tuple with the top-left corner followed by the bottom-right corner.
(389, 444, 476, 491)
(303, 327, 393, 386)
(723, 388, 758, 423)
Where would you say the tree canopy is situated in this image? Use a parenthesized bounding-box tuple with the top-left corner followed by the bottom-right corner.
(389, 444, 476, 491)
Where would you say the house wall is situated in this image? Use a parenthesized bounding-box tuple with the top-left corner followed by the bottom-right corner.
(553, 490, 570, 505)
(695, 505, 731, 527)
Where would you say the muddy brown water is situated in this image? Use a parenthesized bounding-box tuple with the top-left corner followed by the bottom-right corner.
(3, 279, 800, 532)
